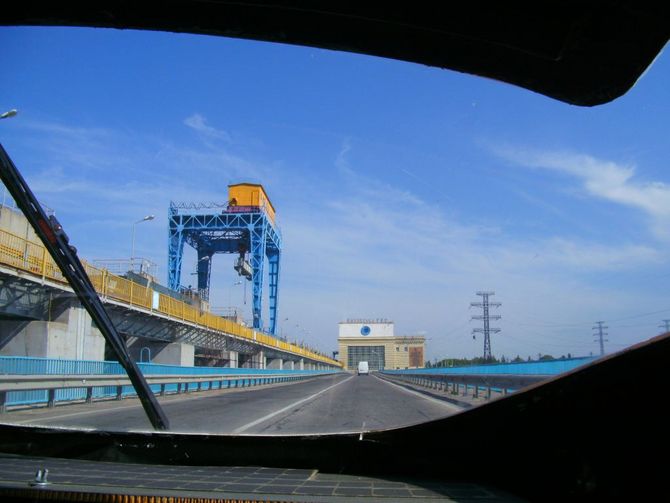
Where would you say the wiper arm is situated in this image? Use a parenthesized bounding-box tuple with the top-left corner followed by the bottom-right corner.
(0, 143, 170, 431)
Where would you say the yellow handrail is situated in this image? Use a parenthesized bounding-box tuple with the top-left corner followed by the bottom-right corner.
(0, 227, 341, 366)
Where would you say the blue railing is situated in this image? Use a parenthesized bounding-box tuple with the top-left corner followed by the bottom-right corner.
(379, 358, 598, 399)
(0, 355, 331, 376)
(0, 356, 335, 406)
(384, 357, 597, 376)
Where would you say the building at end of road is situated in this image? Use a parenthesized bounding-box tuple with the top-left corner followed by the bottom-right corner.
(337, 319, 425, 371)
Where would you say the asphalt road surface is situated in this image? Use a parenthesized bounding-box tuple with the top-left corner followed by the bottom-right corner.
(2, 373, 462, 434)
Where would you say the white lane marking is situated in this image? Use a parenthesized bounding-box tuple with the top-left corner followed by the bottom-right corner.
(8, 402, 146, 425)
(373, 374, 463, 412)
(8, 377, 317, 425)
(10, 391, 230, 425)
(232, 374, 355, 434)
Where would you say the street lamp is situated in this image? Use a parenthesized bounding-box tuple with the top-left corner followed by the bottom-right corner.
(131, 215, 155, 269)
(229, 280, 242, 309)
(190, 256, 211, 278)
(0, 109, 17, 120)
(1, 108, 19, 210)
(280, 317, 289, 341)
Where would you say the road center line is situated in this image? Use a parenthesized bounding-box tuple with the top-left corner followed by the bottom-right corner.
(373, 374, 463, 412)
(232, 374, 354, 434)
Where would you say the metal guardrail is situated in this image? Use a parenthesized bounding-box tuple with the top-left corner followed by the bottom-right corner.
(385, 357, 596, 376)
(0, 371, 326, 412)
(380, 371, 550, 400)
(0, 226, 339, 366)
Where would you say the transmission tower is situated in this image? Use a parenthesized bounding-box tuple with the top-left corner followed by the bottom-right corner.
(471, 291, 501, 361)
(592, 321, 609, 356)
(659, 319, 670, 334)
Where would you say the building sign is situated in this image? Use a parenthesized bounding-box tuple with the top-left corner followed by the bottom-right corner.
(338, 319, 394, 338)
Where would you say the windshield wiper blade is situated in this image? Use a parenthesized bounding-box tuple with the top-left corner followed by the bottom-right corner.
(0, 143, 170, 431)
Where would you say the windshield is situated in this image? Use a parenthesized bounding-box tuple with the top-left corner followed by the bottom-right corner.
(0, 26, 668, 435)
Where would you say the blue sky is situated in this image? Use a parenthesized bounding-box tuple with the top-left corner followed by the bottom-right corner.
(1, 27, 669, 361)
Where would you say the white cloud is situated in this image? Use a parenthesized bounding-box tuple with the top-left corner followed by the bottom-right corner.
(334, 138, 353, 176)
(16, 119, 134, 172)
(495, 146, 670, 239)
(184, 113, 232, 143)
(500, 237, 661, 271)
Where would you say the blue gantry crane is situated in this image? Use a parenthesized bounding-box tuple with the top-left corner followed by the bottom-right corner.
(167, 184, 281, 335)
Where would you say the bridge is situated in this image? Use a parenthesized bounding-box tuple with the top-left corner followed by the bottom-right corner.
(0, 205, 339, 371)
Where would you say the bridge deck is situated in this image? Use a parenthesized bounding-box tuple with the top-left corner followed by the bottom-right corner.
(0, 226, 338, 366)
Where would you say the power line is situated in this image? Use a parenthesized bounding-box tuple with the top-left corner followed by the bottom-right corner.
(607, 323, 658, 329)
(609, 308, 670, 323)
(442, 319, 472, 339)
(504, 307, 670, 328)
(504, 318, 657, 333)
(592, 321, 609, 356)
(502, 334, 599, 349)
(471, 291, 501, 361)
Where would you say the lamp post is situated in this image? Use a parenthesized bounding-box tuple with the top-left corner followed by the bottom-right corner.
(190, 256, 210, 276)
(1, 110, 18, 204)
(131, 215, 155, 271)
(229, 280, 242, 311)
(280, 317, 289, 341)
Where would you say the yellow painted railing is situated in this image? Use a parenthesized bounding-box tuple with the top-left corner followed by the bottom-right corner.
(0, 227, 340, 366)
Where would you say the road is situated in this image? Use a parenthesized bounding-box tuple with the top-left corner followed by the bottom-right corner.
(2, 373, 462, 434)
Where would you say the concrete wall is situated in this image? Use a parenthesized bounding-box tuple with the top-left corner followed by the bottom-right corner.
(239, 350, 265, 369)
(1, 322, 48, 357)
(0, 305, 106, 360)
(0, 206, 106, 360)
(127, 339, 195, 366)
(225, 350, 238, 368)
(267, 357, 283, 369)
(0, 205, 39, 241)
(152, 342, 194, 366)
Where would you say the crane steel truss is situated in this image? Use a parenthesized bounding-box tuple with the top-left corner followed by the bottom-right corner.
(167, 203, 282, 335)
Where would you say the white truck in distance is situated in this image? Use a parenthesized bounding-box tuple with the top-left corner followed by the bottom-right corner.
(357, 361, 369, 375)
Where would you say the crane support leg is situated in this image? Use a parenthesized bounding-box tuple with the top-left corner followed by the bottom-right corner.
(268, 251, 280, 335)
